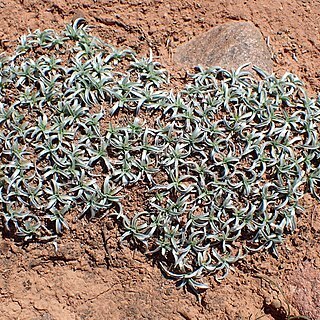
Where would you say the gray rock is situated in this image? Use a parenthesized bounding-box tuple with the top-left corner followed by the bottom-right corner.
(174, 21, 273, 73)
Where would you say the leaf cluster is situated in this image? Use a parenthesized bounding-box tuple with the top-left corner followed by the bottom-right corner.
(0, 20, 320, 295)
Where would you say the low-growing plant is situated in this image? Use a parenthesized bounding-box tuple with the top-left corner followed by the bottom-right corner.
(0, 18, 319, 298)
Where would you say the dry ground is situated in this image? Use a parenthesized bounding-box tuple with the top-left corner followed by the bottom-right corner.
(0, 0, 319, 319)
